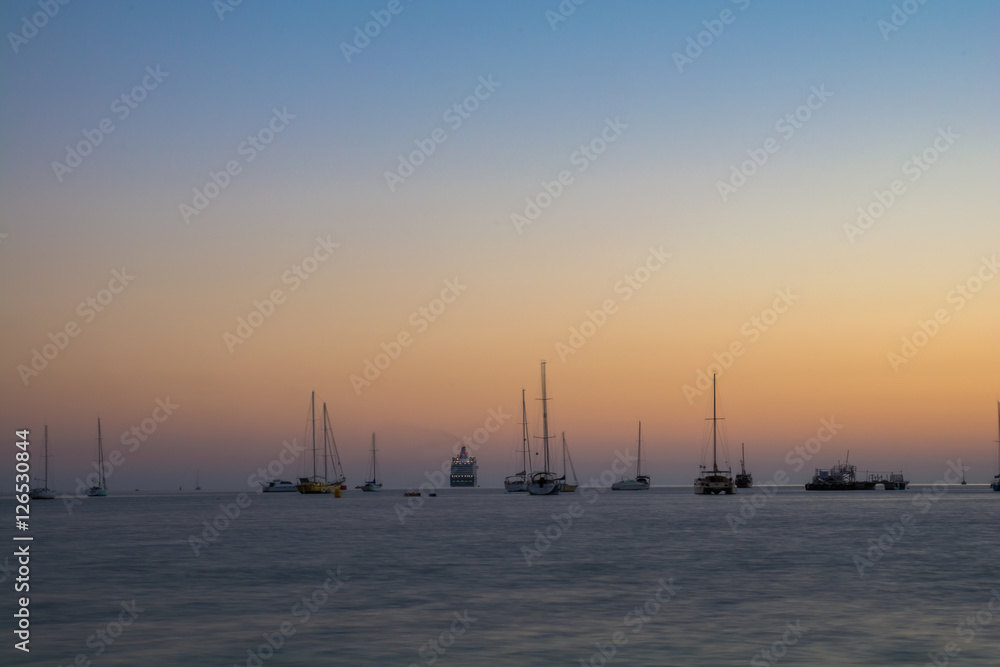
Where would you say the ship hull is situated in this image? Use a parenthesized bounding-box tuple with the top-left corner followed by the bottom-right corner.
(694, 476, 735, 495)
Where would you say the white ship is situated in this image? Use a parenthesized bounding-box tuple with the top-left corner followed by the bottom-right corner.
(450, 446, 478, 487)
(262, 480, 298, 492)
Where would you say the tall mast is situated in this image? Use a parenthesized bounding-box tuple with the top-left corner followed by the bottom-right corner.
(322, 403, 329, 483)
(637, 421, 642, 477)
(44, 424, 49, 487)
(712, 374, 718, 472)
(996, 401, 999, 475)
(540, 361, 551, 472)
(741, 442, 746, 475)
(562, 432, 567, 478)
(311, 391, 317, 479)
(97, 418, 104, 487)
(371, 433, 377, 482)
(520, 389, 530, 474)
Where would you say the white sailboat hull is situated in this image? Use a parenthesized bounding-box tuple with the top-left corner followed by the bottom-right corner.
(87, 487, 107, 497)
(504, 478, 527, 493)
(694, 476, 735, 495)
(612, 478, 650, 491)
(362, 483, 382, 492)
(527, 472, 560, 495)
(30, 488, 56, 500)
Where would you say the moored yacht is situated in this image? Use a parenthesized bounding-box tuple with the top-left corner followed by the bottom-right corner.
(504, 389, 532, 493)
(612, 421, 650, 491)
(262, 480, 298, 492)
(694, 374, 735, 495)
(527, 361, 559, 495)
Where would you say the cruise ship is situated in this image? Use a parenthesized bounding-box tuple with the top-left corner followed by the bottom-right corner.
(450, 446, 478, 487)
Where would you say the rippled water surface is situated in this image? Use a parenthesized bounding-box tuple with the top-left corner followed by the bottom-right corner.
(10, 485, 1000, 665)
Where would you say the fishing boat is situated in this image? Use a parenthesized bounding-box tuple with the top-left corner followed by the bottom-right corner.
(504, 389, 532, 493)
(296, 392, 346, 495)
(262, 480, 298, 492)
(612, 421, 650, 491)
(694, 374, 735, 495)
(527, 361, 559, 495)
(992, 401, 1000, 493)
(29, 424, 56, 500)
(87, 418, 108, 497)
(735, 443, 753, 488)
(362, 433, 382, 492)
(557, 432, 578, 492)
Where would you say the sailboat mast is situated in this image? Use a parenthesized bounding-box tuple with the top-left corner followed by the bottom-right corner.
(712, 374, 718, 472)
(44, 424, 49, 486)
(541, 361, 551, 472)
(521, 389, 530, 474)
(996, 400, 999, 475)
(322, 403, 329, 483)
(562, 432, 567, 477)
(371, 433, 377, 482)
(311, 391, 317, 479)
(637, 421, 642, 477)
(97, 418, 104, 487)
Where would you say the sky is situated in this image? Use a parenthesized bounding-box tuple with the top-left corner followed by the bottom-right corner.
(1, 0, 998, 491)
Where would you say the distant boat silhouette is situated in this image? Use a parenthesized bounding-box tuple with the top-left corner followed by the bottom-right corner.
(694, 374, 735, 495)
(992, 401, 1000, 493)
(527, 361, 559, 495)
(613, 421, 650, 491)
(504, 389, 531, 493)
(30, 424, 56, 500)
(362, 433, 382, 492)
(87, 419, 108, 497)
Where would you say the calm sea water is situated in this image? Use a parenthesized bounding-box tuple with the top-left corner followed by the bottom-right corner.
(7, 484, 999, 666)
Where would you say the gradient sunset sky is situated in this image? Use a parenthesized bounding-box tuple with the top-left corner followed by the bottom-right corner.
(2, 0, 998, 491)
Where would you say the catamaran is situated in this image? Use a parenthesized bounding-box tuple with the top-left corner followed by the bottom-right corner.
(87, 418, 108, 497)
(557, 432, 578, 492)
(296, 392, 347, 495)
(735, 443, 753, 488)
(527, 361, 559, 495)
(612, 421, 650, 491)
(362, 433, 382, 492)
(694, 374, 735, 495)
(504, 389, 532, 493)
(992, 401, 1000, 493)
(30, 424, 56, 500)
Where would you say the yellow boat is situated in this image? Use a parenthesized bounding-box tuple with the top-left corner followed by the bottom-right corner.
(295, 392, 346, 496)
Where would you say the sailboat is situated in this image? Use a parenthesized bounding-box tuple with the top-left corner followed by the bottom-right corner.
(612, 421, 650, 491)
(87, 418, 108, 497)
(557, 432, 578, 492)
(29, 424, 56, 500)
(992, 401, 1000, 493)
(504, 389, 532, 493)
(694, 374, 735, 495)
(296, 392, 345, 494)
(195, 470, 202, 491)
(362, 433, 382, 492)
(527, 360, 559, 495)
(735, 443, 753, 488)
